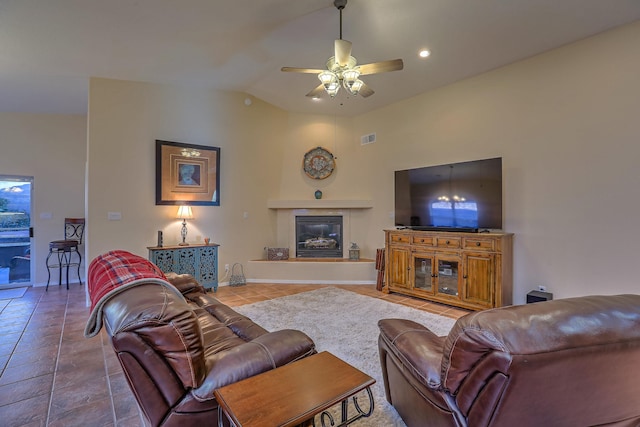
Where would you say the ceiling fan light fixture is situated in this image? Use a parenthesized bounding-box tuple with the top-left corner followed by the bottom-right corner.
(282, 0, 403, 100)
(349, 79, 364, 95)
(342, 68, 360, 88)
(318, 70, 338, 89)
(326, 84, 340, 98)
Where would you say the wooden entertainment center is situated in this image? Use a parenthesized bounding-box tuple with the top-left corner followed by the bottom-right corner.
(384, 229, 513, 310)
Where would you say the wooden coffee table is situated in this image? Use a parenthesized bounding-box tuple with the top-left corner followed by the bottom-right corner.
(214, 351, 375, 427)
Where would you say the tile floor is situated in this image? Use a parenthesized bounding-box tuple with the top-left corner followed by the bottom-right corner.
(0, 282, 469, 427)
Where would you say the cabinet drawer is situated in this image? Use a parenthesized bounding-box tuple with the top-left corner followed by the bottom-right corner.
(436, 237, 461, 249)
(412, 235, 435, 246)
(389, 233, 411, 244)
(463, 238, 495, 251)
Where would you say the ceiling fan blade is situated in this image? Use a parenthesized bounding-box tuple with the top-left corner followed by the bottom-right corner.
(306, 84, 326, 98)
(335, 39, 352, 67)
(358, 83, 375, 98)
(281, 67, 325, 74)
(358, 59, 404, 75)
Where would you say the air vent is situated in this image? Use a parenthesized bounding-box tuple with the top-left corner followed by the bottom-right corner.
(361, 133, 376, 145)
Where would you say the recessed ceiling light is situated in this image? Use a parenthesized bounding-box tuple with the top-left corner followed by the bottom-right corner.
(419, 49, 431, 58)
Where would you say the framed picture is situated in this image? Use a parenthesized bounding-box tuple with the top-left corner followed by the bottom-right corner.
(156, 140, 220, 205)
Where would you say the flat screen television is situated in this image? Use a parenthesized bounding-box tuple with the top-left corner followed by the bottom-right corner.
(394, 157, 502, 232)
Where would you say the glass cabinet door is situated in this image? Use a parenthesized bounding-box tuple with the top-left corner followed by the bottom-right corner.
(413, 255, 434, 292)
(436, 257, 460, 296)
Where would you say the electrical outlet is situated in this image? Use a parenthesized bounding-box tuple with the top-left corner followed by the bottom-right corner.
(538, 285, 547, 292)
(225, 264, 230, 272)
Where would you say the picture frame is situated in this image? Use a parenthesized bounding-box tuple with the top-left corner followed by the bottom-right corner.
(156, 140, 220, 206)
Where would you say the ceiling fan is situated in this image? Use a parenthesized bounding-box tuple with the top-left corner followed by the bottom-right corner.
(281, 0, 403, 99)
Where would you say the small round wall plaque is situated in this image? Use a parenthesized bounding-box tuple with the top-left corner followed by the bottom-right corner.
(303, 147, 335, 180)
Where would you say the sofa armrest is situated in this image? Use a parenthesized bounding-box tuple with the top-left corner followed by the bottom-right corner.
(165, 272, 207, 297)
(102, 284, 206, 389)
(378, 318, 446, 388)
(192, 329, 316, 401)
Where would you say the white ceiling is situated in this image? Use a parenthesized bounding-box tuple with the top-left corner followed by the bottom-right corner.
(1, 0, 639, 116)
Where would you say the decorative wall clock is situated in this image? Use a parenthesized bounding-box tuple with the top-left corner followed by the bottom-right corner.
(303, 147, 336, 180)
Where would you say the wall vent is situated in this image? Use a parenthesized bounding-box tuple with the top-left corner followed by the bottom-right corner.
(361, 133, 376, 145)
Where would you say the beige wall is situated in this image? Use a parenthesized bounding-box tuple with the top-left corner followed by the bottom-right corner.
(276, 114, 358, 199)
(0, 113, 86, 286)
(77, 20, 640, 303)
(351, 20, 640, 302)
(86, 78, 287, 275)
(256, 20, 640, 302)
(272, 113, 379, 256)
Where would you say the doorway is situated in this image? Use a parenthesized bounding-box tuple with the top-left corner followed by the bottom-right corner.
(0, 175, 33, 289)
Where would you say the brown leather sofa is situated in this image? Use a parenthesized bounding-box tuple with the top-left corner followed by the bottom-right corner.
(95, 271, 316, 427)
(378, 294, 640, 427)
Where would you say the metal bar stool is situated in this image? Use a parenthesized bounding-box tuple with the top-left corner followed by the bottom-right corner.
(46, 218, 85, 291)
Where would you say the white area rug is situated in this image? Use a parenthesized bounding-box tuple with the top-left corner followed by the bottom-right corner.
(234, 287, 457, 427)
(0, 287, 28, 300)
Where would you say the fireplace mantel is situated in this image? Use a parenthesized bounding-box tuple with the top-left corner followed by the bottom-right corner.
(267, 199, 373, 209)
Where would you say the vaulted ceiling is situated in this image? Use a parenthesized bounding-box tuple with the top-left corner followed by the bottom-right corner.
(1, 0, 639, 116)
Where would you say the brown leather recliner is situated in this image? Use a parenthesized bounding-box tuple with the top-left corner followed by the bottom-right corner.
(98, 272, 316, 427)
(378, 294, 640, 427)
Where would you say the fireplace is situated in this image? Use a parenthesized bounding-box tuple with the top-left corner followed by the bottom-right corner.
(295, 216, 343, 258)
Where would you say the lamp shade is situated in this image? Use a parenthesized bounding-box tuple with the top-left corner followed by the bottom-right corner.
(176, 205, 193, 220)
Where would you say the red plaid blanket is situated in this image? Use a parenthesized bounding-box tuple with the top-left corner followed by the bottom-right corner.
(87, 249, 167, 311)
(85, 250, 186, 337)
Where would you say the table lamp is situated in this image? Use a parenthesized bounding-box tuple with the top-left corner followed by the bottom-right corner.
(176, 205, 193, 246)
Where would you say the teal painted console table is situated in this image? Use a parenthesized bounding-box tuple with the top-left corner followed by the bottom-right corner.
(148, 243, 219, 291)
